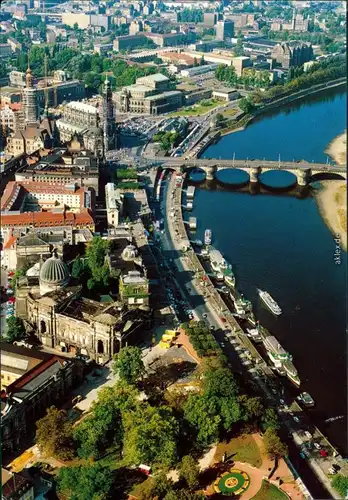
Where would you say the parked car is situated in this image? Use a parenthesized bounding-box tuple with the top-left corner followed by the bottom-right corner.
(319, 449, 328, 457)
(314, 442, 322, 450)
(293, 416, 300, 423)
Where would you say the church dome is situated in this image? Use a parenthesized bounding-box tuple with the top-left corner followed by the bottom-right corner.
(39, 253, 70, 295)
(121, 244, 137, 261)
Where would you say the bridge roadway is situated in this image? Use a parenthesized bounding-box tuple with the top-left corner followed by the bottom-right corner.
(144, 156, 347, 174)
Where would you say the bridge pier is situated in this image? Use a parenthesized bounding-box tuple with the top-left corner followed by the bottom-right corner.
(205, 165, 217, 181)
(250, 167, 261, 183)
(296, 169, 310, 186)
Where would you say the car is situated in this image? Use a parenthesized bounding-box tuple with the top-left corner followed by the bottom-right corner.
(220, 342, 225, 347)
(329, 467, 337, 474)
(304, 431, 313, 439)
(203, 313, 208, 318)
(319, 449, 328, 458)
(293, 416, 300, 423)
(210, 325, 215, 330)
(8, 272, 14, 277)
(220, 317, 226, 323)
(314, 442, 322, 450)
(279, 399, 285, 404)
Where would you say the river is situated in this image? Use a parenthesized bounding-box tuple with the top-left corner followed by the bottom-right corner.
(186, 87, 347, 455)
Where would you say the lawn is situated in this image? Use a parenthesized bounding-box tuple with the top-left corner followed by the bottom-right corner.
(222, 107, 238, 118)
(214, 434, 262, 468)
(130, 476, 154, 498)
(169, 99, 221, 117)
(251, 480, 288, 500)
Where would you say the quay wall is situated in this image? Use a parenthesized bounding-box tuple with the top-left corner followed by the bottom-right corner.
(168, 170, 345, 496)
(220, 77, 347, 137)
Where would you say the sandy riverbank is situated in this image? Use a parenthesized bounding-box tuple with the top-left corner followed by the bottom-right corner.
(315, 181, 347, 252)
(315, 131, 347, 251)
(325, 130, 346, 165)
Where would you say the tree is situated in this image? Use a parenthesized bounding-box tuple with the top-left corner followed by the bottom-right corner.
(71, 256, 90, 283)
(85, 236, 110, 289)
(239, 97, 255, 114)
(113, 346, 145, 385)
(183, 394, 221, 446)
(263, 428, 288, 460)
(238, 395, 264, 421)
(36, 406, 74, 460)
(6, 316, 26, 342)
(123, 404, 179, 468)
(179, 455, 200, 489)
(58, 463, 113, 500)
(332, 474, 348, 498)
(261, 407, 280, 431)
(215, 113, 226, 128)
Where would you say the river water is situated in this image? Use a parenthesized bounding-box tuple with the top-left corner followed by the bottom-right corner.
(187, 87, 347, 455)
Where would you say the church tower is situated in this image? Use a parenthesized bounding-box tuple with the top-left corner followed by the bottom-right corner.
(23, 64, 38, 126)
(101, 74, 118, 154)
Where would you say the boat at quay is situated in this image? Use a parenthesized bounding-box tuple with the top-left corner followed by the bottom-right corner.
(262, 335, 300, 386)
(209, 247, 236, 286)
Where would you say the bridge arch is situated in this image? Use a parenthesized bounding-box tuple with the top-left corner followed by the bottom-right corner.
(310, 172, 346, 182)
(185, 166, 206, 182)
(215, 168, 249, 186)
(258, 169, 298, 190)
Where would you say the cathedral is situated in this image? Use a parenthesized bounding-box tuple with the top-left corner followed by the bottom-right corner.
(5, 66, 118, 159)
(16, 252, 151, 364)
(5, 66, 58, 156)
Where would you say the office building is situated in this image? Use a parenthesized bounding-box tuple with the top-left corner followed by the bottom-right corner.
(215, 20, 234, 41)
(130, 20, 143, 36)
(231, 55, 253, 76)
(203, 12, 218, 27)
(271, 41, 313, 68)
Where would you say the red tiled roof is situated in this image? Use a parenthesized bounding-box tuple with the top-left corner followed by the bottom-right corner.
(1, 181, 88, 211)
(6, 356, 65, 394)
(3, 235, 17, 250)
(1, 209, 94, 228)
(1, 181, 20, 211)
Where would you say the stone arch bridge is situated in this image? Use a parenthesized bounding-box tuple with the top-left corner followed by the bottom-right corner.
(156, 157, 346, 186)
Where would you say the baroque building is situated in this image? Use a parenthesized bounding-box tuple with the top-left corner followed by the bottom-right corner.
(5, 66, 58, 156)
(16, 252, 151, 363)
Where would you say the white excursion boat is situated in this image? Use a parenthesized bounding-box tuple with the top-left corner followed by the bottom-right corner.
(257, 289, 282, 315)
(204, 229, 212, 245)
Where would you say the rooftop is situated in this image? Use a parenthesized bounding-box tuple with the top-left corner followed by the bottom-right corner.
(137, 73, 169, 83)
(1, 209, 94, 228)
(64, 101, 98, 114)
(145, 90, 182, 101)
